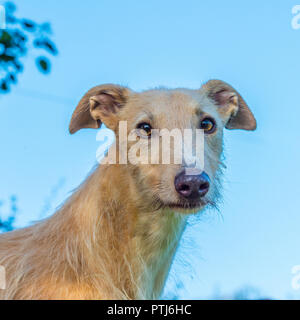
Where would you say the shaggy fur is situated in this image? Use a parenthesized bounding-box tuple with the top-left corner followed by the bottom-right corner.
(0, 80, 256, 300)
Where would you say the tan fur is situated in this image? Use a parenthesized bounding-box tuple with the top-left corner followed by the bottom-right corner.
(0, 80, 256, 300)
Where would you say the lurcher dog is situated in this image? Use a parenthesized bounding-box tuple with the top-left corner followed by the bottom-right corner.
(0, 80, 256, 300)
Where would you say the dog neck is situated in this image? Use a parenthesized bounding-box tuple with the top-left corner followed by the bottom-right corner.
(60, 164, 187, 299)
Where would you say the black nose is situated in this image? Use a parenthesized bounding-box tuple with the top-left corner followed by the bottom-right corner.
(174, 171, 210, 200)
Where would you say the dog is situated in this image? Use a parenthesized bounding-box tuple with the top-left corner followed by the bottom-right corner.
(0, 80, 256, 300)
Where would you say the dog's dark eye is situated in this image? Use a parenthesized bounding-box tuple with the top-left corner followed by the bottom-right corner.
(200, 118, 216, 134)
(137, 122, 152, 137)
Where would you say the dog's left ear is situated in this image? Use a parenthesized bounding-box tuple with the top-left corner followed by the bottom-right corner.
(69, 84, 130, 134)
(201, 80, 257, 130)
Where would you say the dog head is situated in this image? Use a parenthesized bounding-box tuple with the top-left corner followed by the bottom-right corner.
(69, 80, 256, 213)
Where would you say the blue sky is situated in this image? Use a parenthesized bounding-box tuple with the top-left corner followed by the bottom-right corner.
(0, 0, 300, 299)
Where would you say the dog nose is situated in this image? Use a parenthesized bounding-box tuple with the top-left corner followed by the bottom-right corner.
(174, 171, 210, 200)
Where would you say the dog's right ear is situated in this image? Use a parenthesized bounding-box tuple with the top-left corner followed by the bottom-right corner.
(69, 84, 130, 134)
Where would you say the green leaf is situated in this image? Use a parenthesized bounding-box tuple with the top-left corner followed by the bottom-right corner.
(4, 2, 16, 14)
(36, 56, 51, 74)
(34, 38, 58, 55)
(21, 19, 36, 31)
(0, 54, 15, 62)
(0, 81, 9, 92)
(0, 31, 13, 46)
(9, 73, 17, 83)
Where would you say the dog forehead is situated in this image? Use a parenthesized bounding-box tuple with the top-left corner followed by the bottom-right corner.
(141, 88, 198, 106)
(128, 88, 206, 116)
(120, 88, 219, 129)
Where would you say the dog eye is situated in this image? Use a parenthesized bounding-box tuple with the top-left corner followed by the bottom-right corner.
(137, 122, 152, 137)
(200, 118, 216, 134)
